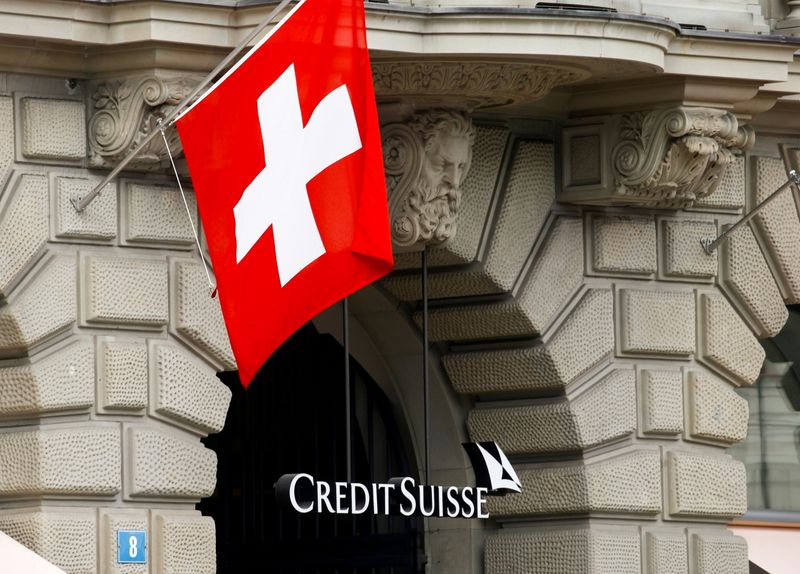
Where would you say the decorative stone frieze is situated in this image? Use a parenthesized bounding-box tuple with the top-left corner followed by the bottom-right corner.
(88, 76, 196, 170)
(383, 109, 475, 251)
(372, 61, 586, 110)
(561, 107, 755, 208)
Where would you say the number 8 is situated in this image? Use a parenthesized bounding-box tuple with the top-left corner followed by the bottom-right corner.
(129, 535, 138, 558)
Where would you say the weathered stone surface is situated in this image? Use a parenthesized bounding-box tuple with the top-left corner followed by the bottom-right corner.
(694, 155, 744, 210)
(661, 219, 717, 280)
(720, 226, 788, 338)
(172, 260, 235, 369)
(54, 176, 116, 241)
(483, 140, 554, 291)
(591, 214, 656, 275)
(153, 511, 216, 574)
(644, 531, 688, 574)
(0, 97, 14, 188)
(152, 343, 231, 434)
(126, 427, 216, 500)
(468, 369, 635, 455)
(750, 156, 800, 304)
(0, 425, 121, 497)
(98, 340, 148, 412)
(83, 255, 169, 329)
(485, 528, 641, 574)
(691, 532, 749, 574)
(487, 450, 661, 518)
(123, 182, 198, 247)
(444, 289, 614, 395)
(619, 289, 695, 357)
(0, 174, 48, 297)
(667, 451, 747, 518)
(21, 98, 86, 161)
(0, 340, 93, 418)
(639, 369, 683, 437)
(687, 371, 748, 445)
(0, 509, 96, 574)
(698, 293, 764, 386)
(0, 256, 76, 356)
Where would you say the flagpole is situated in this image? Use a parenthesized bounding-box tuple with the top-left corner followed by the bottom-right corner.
(421, 248, 430, 485)
(72, 0, 296, 213)
(343, 297, 352, 484)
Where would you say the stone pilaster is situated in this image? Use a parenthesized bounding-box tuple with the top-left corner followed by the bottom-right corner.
(0, 74, 233, 573)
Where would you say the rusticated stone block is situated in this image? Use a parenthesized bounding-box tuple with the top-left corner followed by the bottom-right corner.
(691, 531, 748, 574)
(483, 141, 554, 291)
(0, 97, 14, 188)
(0, 425, 121, 497)
(591, 214, 656, 275)
(514, 216, 584, 334)
(667, 451, 746, 519)
(0, 256, 76, 357)
(698, 293, 764, 386)
(53, 175, 117, 241)
(720, 226, 787, 337)
(172, 260, 235, 369)
(487, 450, 661, 518)
(661, 219, 717, 280)
(444, 289, 614, 395)
(687, 371, 748, 445)
(98, 340, 147, 412)
(694, 155, 744, 210)
(126, 427, 216, 500)
(750, 156, 800, 303)
(152, 343, 231, 434)
(100, 509, 148, 574)
(0, 339, 94, 418)
(619, 289, 695, 357)
(468, 369, 635, 455)
(644, 530, 688, 574)
(153, 511, 216, 574)
(83, 255, 169, 329)
(20, 98, 85, 161)
(639, 369, 683, 437)
(0, 509, 96, 573)
(123, 182, 198, 247)
(415, 217, 584, 339)
(0, 173, 48, 297)
(485, 528, 641, 574)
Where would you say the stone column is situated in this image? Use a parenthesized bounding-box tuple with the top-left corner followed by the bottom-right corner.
(382, 106, 780, 573)
(0, 73, 234, 574)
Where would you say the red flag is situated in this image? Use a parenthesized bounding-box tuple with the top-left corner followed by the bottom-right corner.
(176, 0, 393, 387)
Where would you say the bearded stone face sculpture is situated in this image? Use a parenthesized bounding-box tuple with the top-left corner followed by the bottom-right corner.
(382, 110, 475, 251)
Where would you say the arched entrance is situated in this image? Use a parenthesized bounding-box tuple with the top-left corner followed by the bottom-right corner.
(200, 323, 424, 573)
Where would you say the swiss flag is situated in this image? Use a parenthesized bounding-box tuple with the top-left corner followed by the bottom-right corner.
(176, 0, 393, 387)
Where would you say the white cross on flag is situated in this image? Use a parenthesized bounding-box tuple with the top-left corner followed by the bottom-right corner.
(176, 0, 393, 386)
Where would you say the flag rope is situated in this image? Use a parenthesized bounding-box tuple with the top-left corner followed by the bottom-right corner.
(159, 125, 217, 295)
(71, 0, 296, 213)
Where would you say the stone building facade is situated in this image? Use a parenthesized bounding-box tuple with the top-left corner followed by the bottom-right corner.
(1, 0, 800, 573)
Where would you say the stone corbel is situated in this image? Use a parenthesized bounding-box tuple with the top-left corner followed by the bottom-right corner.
(88, 75, 197, 171)
(561, 107, 755, 208)
(382, 109, 476, 252)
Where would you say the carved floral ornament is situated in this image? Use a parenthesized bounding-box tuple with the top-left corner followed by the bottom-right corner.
(372, 61, 587, 110)
(612, 107, 755, 208)
(88, 76, 197, 170)
(383, 110, 476, 252)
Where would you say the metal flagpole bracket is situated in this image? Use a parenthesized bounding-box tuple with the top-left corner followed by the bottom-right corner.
(700, 168, 800, 254)
(70, 0, 295, 213)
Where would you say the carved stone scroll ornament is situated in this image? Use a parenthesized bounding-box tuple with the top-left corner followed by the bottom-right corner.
(383, 110, 476, 251)
(612, 107, 755, 208)
(88, 76, 196, 170)
(373, 61, 587, 110)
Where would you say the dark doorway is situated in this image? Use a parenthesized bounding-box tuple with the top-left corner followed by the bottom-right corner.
(200, 323, 424, 573)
